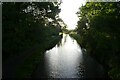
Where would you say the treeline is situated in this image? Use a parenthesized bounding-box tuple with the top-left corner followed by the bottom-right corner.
(76, 2, 120, 79)
(2, 2, 62, 60)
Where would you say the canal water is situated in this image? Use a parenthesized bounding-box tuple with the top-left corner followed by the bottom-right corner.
(32, 34, 106, 78)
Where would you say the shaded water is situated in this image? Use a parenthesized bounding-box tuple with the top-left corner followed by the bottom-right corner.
(33, 34, 106, 78)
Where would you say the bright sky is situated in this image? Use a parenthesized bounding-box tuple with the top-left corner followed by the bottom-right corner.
(59, 0, 86, 30)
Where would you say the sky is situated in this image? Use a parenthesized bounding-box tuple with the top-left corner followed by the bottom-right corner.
(59, 0, 86, 30)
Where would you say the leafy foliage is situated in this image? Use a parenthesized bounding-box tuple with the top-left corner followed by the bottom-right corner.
(2, 2, 62, 60)
(76, 2, 120, 79)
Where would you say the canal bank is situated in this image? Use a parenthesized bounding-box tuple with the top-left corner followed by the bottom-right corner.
(3, 35, 62, 78)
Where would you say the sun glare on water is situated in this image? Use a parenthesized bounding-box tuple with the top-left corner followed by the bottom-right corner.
(59, 0, 86, 30)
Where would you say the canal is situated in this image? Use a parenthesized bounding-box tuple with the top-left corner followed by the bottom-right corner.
(32, 34, 106, 78)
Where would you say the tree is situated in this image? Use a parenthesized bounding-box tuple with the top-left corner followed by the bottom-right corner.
(2, 2, 62, 60)
(76, 2, 120, 79)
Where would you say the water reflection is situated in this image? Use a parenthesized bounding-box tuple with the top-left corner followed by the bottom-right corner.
(44, 34, 83, 78)
(33, 34, 106, 78)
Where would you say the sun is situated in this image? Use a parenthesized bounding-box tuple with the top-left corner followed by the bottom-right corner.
(59, 0, 86, 30)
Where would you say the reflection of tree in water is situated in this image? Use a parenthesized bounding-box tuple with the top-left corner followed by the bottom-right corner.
(63, 34, 67, 44)
(57, 38, 62, 47)
(72, 39, 75, 44)
(57, 40, 62, 47)
(57, 34, 67, 47)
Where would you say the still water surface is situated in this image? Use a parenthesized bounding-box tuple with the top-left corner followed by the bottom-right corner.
(33, 34, 105, 78)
